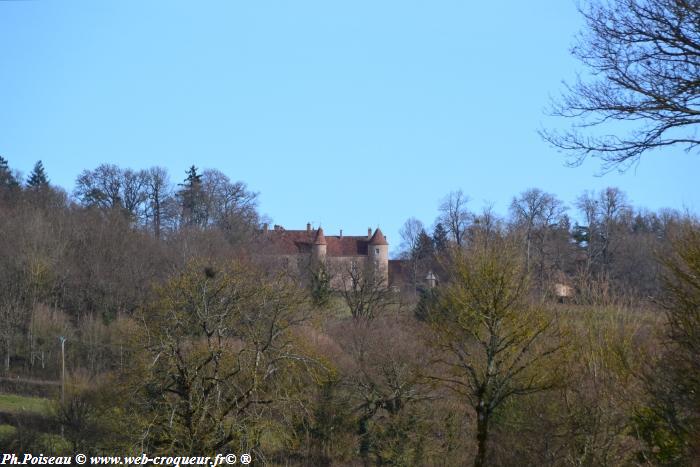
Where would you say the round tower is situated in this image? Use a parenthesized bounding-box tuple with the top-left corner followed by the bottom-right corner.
(311, 227, 327, 264)
(368, 227, 389, 285)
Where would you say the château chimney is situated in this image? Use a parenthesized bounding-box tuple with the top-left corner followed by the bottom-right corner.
(307, 222, 311, 232)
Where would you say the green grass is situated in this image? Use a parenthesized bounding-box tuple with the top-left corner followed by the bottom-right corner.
(0, 393, 51, 414)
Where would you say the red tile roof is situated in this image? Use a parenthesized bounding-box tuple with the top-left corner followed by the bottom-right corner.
(313, 227, 327, 245)
(256, 227, 375, 256)
(369, 228, 388, 246)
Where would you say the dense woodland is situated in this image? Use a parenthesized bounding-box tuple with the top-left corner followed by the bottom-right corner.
(0, 157, 698, 466)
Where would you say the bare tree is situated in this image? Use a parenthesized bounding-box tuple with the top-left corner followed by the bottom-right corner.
(134, 261, 315, 455)
(145, 166, 172, 239)
(542, 0, 700, 170)
(653, 223, 700, 461)
(74, 164, 123, 210)
(399, 217, 428, 293)
(340, 262, 394, 322)
(201, 169, 259, 235)
(575, 190, 601, 270)
(598, 187, 631, 270)
(426, 237, 565, 467)
(575, 187, 631, 274)
(74, 164, 149, 221)
(470, 203, 502, 245)
(120, 168, 149, 221)
(0, 297, 24, 373)
(398, 217, 424, 259)
(438, 190, 471, 247)
(510, 189, 566, 279)
(329, 315, 430, 466)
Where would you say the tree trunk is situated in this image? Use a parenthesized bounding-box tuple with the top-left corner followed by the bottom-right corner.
(358, 413, 371, 467)
(4, 339, 9, 373)
(526, 232, 531, 271)
(474, 406, 489, 467)
(154, 197, 161, 239)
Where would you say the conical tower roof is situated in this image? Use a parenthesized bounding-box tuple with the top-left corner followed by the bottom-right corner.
(313, 227, 327, 245)
(369, 228, 388, 246)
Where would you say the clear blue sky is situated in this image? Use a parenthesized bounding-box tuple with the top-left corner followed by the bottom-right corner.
(2, 1, 698, 254)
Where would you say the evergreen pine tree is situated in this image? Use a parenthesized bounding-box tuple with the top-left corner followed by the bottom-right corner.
(26, 160, 49, 188)
(432, 222, 449, 253)
(0, 156, 19, 189)
(413, 230, 435, 262)
(178, 165, 205, 226)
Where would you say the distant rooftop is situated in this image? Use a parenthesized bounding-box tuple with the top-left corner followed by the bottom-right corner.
(257, 224, 387, 256)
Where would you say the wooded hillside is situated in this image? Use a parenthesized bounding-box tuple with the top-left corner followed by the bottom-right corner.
(0, 158, 698, 465)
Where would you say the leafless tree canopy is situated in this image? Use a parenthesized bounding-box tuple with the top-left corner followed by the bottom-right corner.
(398, 217, 425, 259)
(438, 190, 471, 247)
(340, 263, 394, 322)
(510, 189, 567, 271)
(542, 0, 700, 170)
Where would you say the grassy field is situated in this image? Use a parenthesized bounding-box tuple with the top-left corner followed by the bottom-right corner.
(0, 393, 51, 415)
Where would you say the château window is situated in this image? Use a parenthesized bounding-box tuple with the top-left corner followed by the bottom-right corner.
(375, 248, 380, 254)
